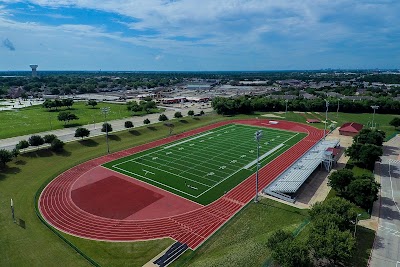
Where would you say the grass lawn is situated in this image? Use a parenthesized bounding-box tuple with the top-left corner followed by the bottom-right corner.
(0, 114, 233, 267)
(170, 198, 309, 267)
(264, 111, 399, 140)
(104, 124, 305, 204)
(0, 112, 376, 266)
(0, 101, 133, 139)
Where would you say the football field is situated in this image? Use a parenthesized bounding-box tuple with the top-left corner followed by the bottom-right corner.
(103, 124, 306, 204)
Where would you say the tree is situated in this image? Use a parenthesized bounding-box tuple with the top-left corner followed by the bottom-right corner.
(309, 197, 357, 231)
(11, 148, 19, 158)
(62, 98, 74, 109)
(188, 110, 195, 116)
(143, 118, 150, 125)
(158, 114, 168, 121)
(50, 138, 64, 152)
(43, 134, 57, 144)
(0, 149, 13, 167)
(328, 169, 355, 194)
(29, 135, 45, 148)
(124, 121, 134, 128)
(127, 101, 142, 112)
(16, 140, 29, 150)
(101, 123, 113, 132)
(75, 127, 90, 139)
(87, 99, 97, 108)
(267, 230, 310, 267)
(42, 99, 55, 110)
(358, 144, 383, 169)
(174, 111, 183, 119)
(57, 111, 79, 125)
(389, 117, 400, 128)
(346, 143, 383, 169)
(308, 219, 356, 265)
(348, 178, 380, 209)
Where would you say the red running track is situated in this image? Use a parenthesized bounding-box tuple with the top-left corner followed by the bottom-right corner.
(39, 119, 324, 249)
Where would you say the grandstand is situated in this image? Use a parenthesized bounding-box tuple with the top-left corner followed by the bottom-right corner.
(264, 139, 339, 203)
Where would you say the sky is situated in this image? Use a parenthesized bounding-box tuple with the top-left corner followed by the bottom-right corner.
(0, 0, 399, 71)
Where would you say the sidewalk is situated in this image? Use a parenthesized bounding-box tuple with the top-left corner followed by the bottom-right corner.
(0, 106, 213, 151)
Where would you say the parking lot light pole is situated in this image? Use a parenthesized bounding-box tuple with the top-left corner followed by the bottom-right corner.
(101, 107, 110, 154)
(371, 105, 379, 128)
(254, 130, 263, 203)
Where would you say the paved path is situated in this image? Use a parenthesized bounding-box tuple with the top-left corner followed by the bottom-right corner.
(0, 106, 212, 151)
(370, 135, 400, 267)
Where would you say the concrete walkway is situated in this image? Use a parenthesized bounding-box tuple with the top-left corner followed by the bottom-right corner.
(0, 105, 213, 151)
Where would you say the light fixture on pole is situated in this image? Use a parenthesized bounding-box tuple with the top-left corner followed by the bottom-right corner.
(324, 100, 329, 139)
(371, 105, 379, 128)
(254, 130, 263, 203)
(11, 198, 15, 223)
(101, 107, 111, 154)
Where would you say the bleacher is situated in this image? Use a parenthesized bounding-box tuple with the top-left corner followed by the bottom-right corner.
(264, 139, 339, 203)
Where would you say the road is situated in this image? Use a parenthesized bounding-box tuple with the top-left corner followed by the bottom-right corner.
(0, 105, 213, 151)
(370, 134, 400, 267)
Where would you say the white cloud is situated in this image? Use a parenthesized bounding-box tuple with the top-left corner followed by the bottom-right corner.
(0, 0, 400, 70)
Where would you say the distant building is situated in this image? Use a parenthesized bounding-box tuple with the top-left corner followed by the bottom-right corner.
(339, 122, 363, 136)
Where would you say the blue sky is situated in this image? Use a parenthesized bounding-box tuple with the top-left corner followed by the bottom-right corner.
(0, 0, 399, 71)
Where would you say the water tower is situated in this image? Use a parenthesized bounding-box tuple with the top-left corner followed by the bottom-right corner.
(30, 64, 38, 77)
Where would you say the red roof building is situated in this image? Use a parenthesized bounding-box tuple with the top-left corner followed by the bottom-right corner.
(338, 122, 363, 136)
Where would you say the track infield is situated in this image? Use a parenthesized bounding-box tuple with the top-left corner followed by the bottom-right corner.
(39, 119, 324, 249)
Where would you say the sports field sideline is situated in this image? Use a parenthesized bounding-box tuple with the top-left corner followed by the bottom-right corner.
(104, 123, 306, 204)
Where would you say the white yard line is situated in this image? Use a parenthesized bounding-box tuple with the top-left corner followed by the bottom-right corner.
(130, 160, 213, 188)
(243, 144, 285, 169)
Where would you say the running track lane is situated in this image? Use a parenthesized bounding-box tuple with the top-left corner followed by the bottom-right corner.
(39, 119, 324, 249)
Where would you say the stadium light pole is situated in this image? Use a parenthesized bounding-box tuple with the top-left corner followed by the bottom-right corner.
(254, 130, 263, 203)
(371, 105, 379, 128)
(285, 99, 289, 118)
(101, 107, 111, 154)
(324, 100, 329, 139)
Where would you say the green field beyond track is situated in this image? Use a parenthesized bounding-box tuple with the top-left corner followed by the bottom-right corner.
(104, 124, 306, 204)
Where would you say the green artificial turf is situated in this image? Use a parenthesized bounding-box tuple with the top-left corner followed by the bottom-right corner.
(0, 101, 133, 139)
(104, 124, 306, 204)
